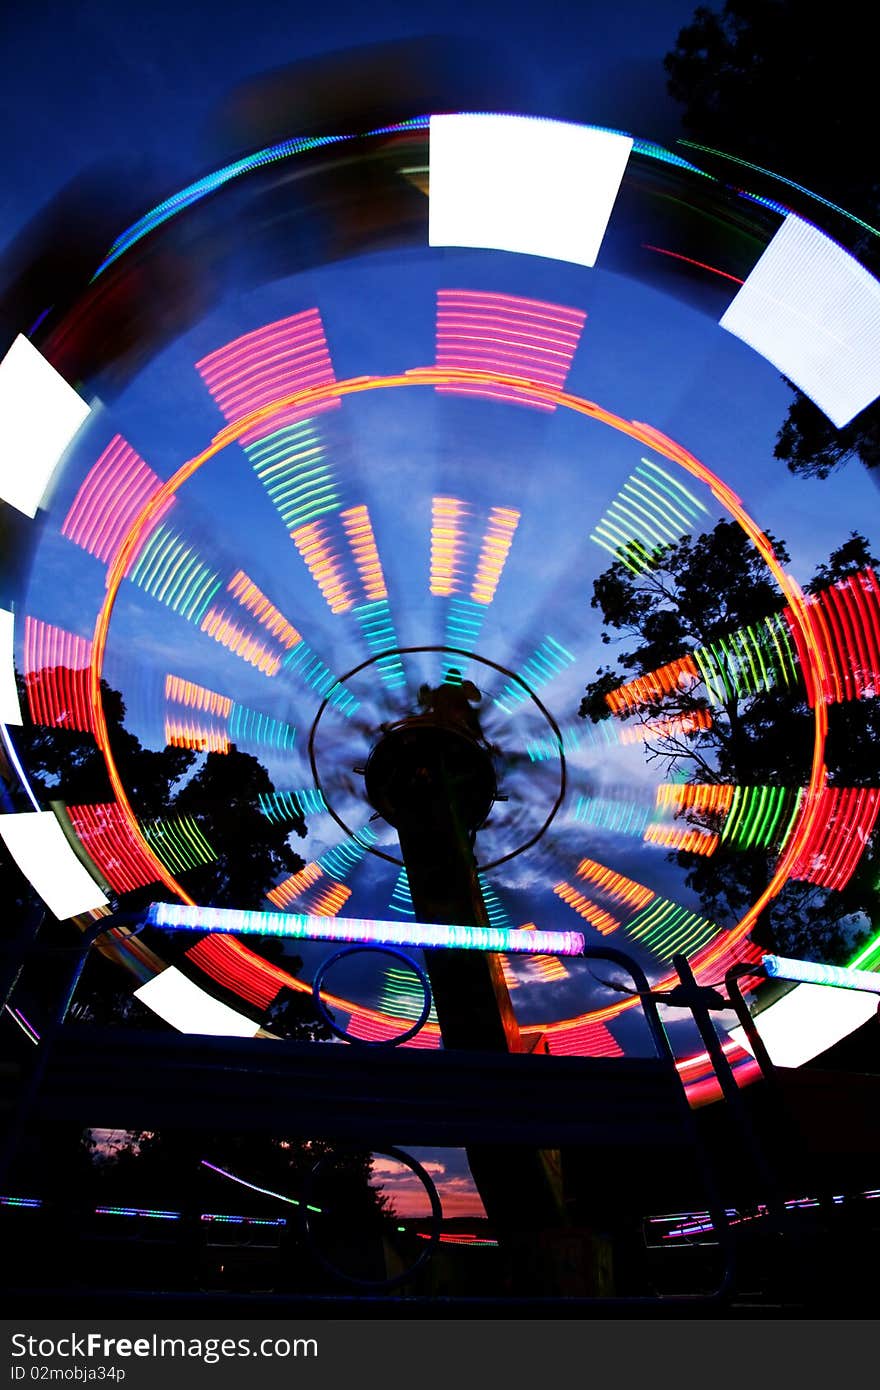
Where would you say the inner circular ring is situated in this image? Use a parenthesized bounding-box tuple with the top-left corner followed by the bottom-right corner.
(307, 644, 567, 872)
(86, 365, 829, 1001)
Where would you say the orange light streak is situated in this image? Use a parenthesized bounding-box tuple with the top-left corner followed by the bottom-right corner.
(340, 505, 387, 601)
(290, 520, 354, 613)
(199, 606, 282, 674)
(471, 505, 520, 605)
(606, 654, 701, 715)
(267, 862, 323, 908)
(575, 858, 654, 911)
(619, 708, 713, 744)
(226, 571, 302, 648)
(430, 496, 467, 596)
(644, 824, 719, 856)
(164, 675, 232, 718)
(164, 718, 229, 754)
(553, 882, 620, 935)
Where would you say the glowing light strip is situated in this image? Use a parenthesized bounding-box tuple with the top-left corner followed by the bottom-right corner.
(0, 1195, 42, 1208)
(789, 786, 880, 890)
(318, 825, 377, 881)
(258, 789, 326, 824)
(430, 497, 467, 596)
(591, 458, 709, 573)
(436, 290, 585, 410)
(552, 883, 619, 935)
(282, 639, 359, 714)
(23, 617, 93, 732)
(353, 601, 407, 688)
(291, 520, 354, 614)
(226, 571, 302, 648)
(644, 823, 718, 856)
(148, 902, 585, 955)
(573, 795, 651, 837)
(227, 702, 296, 752)
(605, 654, 700, 715)
(61, 435, 173, 570)
(546, 1019, 623, 1058)
(200, 1159, 321, 1211)
(471, 504, 520, 604)
(164, 716, 229, 753)
(340, 505, 387, 601)
(246, 420, 340, 531)
(763, 954, 880, 993)
(95, 1206, 180, 1220)
(267, 860, 323, 908)
(165, 675, 232, 718)
(575, 858, 653, 911)
(389, 867, 415, 918)
(0, 335, 91, 518)
(720, 786, 803, 852)
(625, 898, 717, 959)
(784, 568, 880, 706)
(442, 599, 485, 679)
(196, 310, 339, 445)
(141, 816, 217, 874)
(199, 606, 283, 675)
(379, 967, 439, 1023)
(493, 634, 573, 712)
(693, 612, 798, 704)
(619, 708, 712, 745)
(128, 524, 221, 625)
(68, 803, 161, 893)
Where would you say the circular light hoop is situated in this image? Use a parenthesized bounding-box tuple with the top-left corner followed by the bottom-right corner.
(307, 644, 567, 871)
(87, 366, 829, 1027)
(302, 1143, 442, 1290)
(311, 944, 433, 1047)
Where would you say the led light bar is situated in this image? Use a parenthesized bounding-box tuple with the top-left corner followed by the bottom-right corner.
(0, 335, 91, 518)
(762, 954, 880, 993)
(147, 902, 585, 956)
(0, 810, 109, 918)
(429, 114, 632, 267)
(720, 214, 880, 428)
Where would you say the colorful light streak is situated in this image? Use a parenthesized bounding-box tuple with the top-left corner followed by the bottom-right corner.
(762, 954, 880, 993)
(141, 816, 217, 874)
(148, 902, 586, 955)
(378, 967, 439, 1025)
(572, 795, 652, 838)
(291, 520, 354, 614)
(575, 858, 654, 912)
(199, 1158, 322, 1212)
(619, 708, 713, 745)
(227, 702, 296, 753)
(165, 675, 232, 718)
(435, 289, 585, 410)
(430, 496, 468, 596)
(493, 635, 574, 713)
(199, 606, 283, 675)
(84, 366, 831, 1042)
(282, 639, 360, 714)
(226, 571, 302, 649)
(61, 435, 174, 572)
(246, 420, 340, 531)
(552, 882, 620, 935)
(388, 868, 415, 918)
(67, 803, 161, 894)
(341, 505, 387, 601)
(625, 898, 717, 959)
(128, 524, 222, 625)
(471, 505, 520, 605)
(784, 568, 880, 706)
(692, 612, 798, 704)
(643, 823, 719, 855)
(605, 655, 700, 715)
(164, 716, 229, 754)
(789, 786, 880, 889)
(353, 601, 406, 689)
(640, 245, 745, 285)
(258, 788, 327, 824)
(545, 1019, 623, 1058)
(720, 786, 803, 852)
(195, 310, 339, 445)
(591, 458, 710, 573)
(23, 617, 93, 732)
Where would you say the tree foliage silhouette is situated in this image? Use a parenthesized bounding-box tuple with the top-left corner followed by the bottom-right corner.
(580, 522, 880, 961)
(665, 0, 880, 479)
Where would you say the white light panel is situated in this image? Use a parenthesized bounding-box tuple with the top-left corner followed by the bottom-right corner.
(0, 810, 108, 918)
(429, 113, 632, 268)
(720, 215, 880, 427)
(0, 335, 91, 517)
(0, 608, 22, 725)
(134, 967, 260, 1037)
(728, 982, 877, 1068)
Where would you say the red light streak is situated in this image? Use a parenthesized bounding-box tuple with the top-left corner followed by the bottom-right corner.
(784, 568, 880, 706)
(24, 618, 93, 732)
(68, 803, 160, 893)
(641, 245, 745, 285)
(790, 786, 880, 889)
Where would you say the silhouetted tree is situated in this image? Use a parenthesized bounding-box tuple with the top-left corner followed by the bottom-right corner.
(665, 1, 880, 479)
(580, 522, 880, 960)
